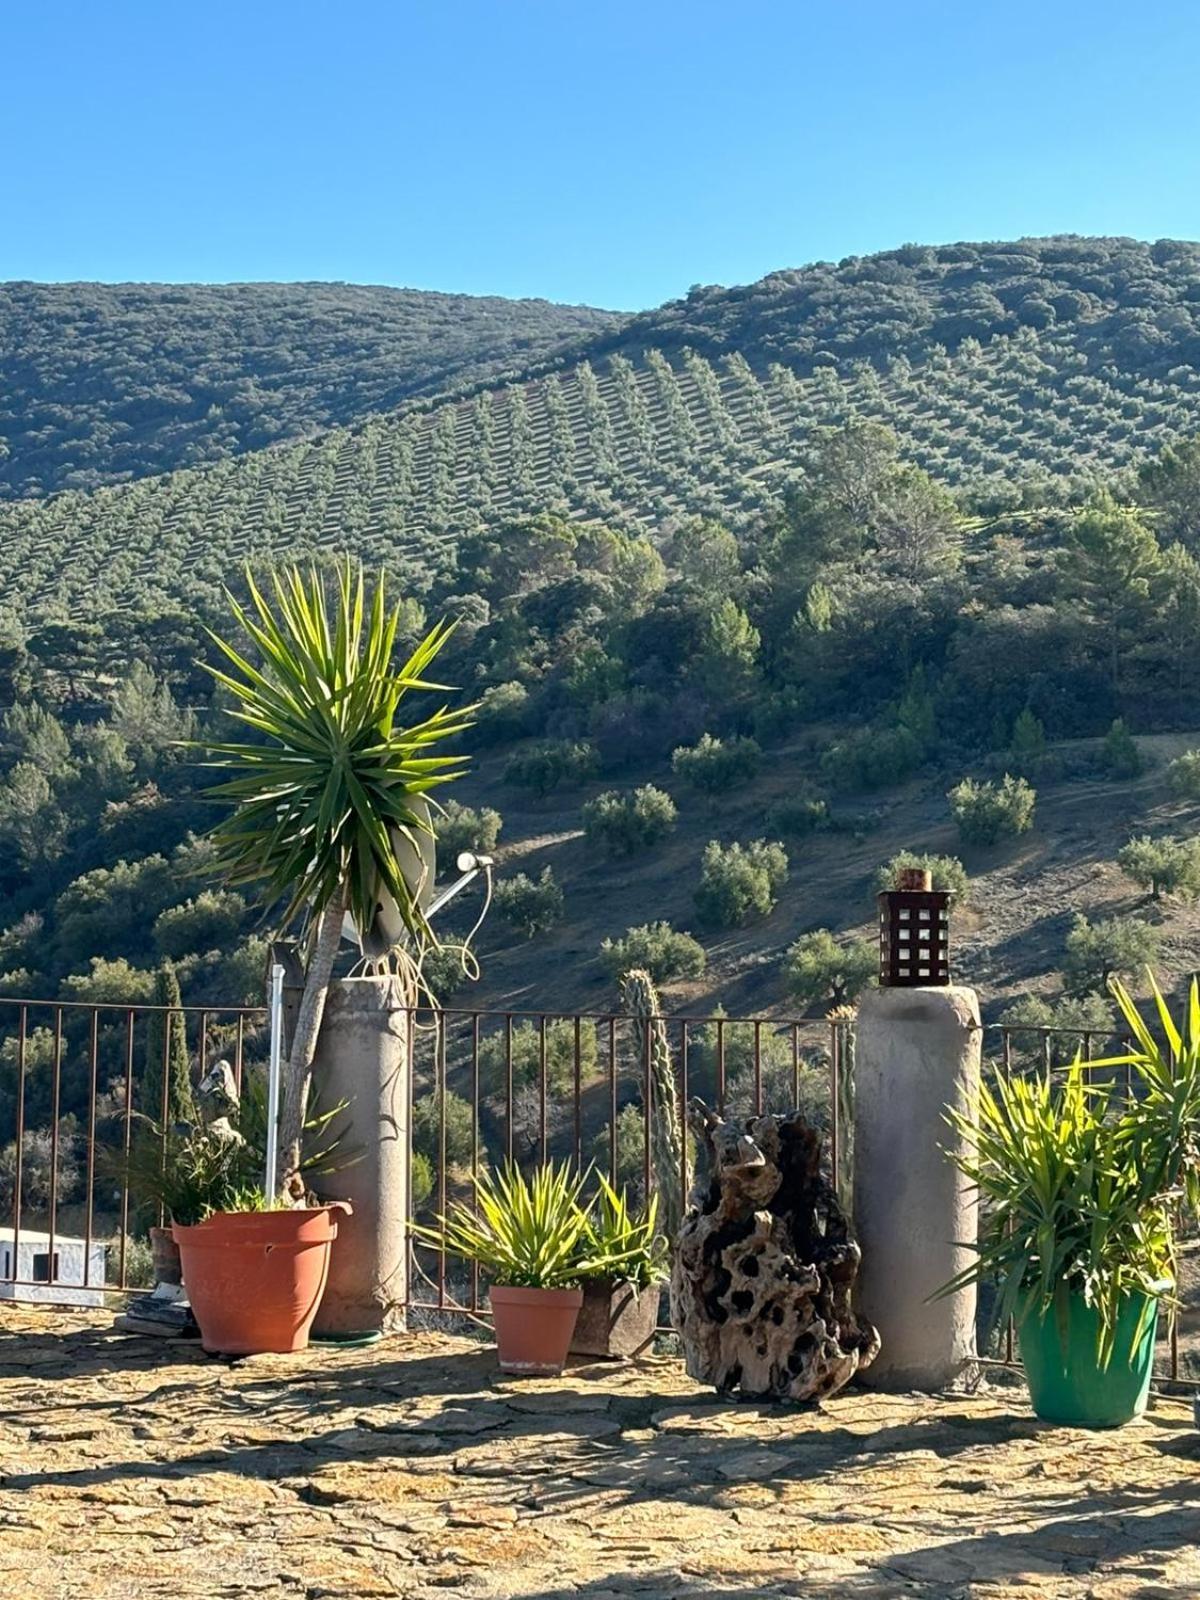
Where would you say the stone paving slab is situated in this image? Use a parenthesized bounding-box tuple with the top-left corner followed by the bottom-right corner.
(0, 1307, 1197, 1599)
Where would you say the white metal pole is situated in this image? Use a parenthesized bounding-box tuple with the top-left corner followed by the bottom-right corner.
(265, 962, 285, 1196)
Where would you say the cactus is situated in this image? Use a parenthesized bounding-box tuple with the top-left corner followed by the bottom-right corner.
(621, 967, 688, 1240)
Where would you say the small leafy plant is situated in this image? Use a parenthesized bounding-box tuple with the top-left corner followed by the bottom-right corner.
(581, 1177, 667, 1289)
(412, 1160, 656, 1289)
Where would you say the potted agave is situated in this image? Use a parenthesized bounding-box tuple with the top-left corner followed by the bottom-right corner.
(183, 560, 470, 1354)
(414, 1161, 630, 1375)
(939, 972, 1200, 1428)
(572, 1178, 667, 1359)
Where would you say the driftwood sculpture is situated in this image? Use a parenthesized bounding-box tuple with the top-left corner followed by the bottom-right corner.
(672, 1099, 879, 1402)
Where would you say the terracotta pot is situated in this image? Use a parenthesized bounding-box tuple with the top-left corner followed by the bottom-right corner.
(149, 1225, 182, 1287)
(173, 1204, 348, 1356)
(489, 1284, 583, 1375)
(570, 1279, 662, 1359)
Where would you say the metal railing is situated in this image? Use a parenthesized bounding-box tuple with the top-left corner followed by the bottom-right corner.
(0, 997, 267, 1298)
(402, 1006, 848, 1316)
(0, 991, 1192, 1391)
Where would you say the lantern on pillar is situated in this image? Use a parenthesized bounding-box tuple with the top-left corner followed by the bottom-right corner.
(878, 867, 951, 987)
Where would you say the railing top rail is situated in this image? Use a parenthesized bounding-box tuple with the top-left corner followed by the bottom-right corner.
(399, 1004, 837, 1027)
(0, 997, 268, 1016)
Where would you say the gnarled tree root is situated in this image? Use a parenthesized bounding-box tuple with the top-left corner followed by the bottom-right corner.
(671, 1100, 879, 1402)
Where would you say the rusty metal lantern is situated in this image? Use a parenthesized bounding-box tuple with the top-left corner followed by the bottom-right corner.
(878, 867, 951, 987)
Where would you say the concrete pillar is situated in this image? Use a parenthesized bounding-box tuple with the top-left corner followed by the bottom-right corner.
(309, 977, 411, 1337)
(853, 985, 981, 1390)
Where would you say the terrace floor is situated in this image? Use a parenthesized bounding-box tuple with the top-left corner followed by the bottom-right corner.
(0, 1308, 1197, 1600)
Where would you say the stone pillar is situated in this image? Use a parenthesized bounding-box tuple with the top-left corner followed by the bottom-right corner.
(309, 977, 411, 1337)
(853, 985, 981, 1390)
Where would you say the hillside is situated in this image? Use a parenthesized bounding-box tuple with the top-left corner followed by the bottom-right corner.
(0, 280, 622, 498)
(5, 237, 1200, 617)
(446, 730, 1200, 1025)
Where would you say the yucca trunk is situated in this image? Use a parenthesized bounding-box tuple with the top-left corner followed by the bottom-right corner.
(276, 884, 348, 1193)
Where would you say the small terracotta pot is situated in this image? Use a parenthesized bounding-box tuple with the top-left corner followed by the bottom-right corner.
(149, 1225, 182, 1287)
(571, 1279, 662, 1359)
(174, 1204, 349, 1356)
(489, 1284, 583, 1375)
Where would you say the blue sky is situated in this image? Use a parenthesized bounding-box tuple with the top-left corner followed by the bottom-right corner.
(3, 0, 1199, 310)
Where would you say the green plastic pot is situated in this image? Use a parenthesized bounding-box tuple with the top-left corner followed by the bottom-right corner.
(1017, 1287, 1163, 1428)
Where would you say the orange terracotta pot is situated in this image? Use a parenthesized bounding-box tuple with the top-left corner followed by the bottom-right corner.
(173, 1204, 348, 1356)
(489, 1284, 583, 1376)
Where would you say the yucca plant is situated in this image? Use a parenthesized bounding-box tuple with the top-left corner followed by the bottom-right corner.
(412, 1160, 632, 1289)
(939, 971, 1200, 1366)
(581, 1177, 667, 1288)
(202, 561, 473, 1191)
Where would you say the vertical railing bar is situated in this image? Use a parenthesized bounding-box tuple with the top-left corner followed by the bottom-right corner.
(471, 1014, 480, 1314)
(573, 1015, 583, 1169)
(119, 1011, 135, 1290)
(539, 1014, 548, 1161)
(158, 1005, 173, 1230)
(830, 1020, 841, 1196)
(47, 1008, 63, 1282)
(608, 1017, 618, 1187)
(234, 1013, 245, 1093)
(10, 1005, 27, 1281)
(678, 1019, 689, 1223)
(642, 1013, 652, 1203)
(83, 1009, 100, 1288)
(791, 1022, 801, 1110)
(404, 1007, 415, 1309)
(505, 1014, 514, 1166)
(199, 1010, 209, 1085)
(437, 1011, 447, 1309)
(1004, 1027, 1015, 1366)
(753, 1020, 763, 1115)
(716, 1018, 726, 1115)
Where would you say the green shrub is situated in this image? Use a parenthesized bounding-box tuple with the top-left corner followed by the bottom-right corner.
(948, 773, 1036, 845)
(1117, 835, 1200, 900)
(1010, 707, 1046, 760)
(671, 732, 760, 795)
(152, 889, 247, 960)
(784, 929, 877, 1010)
(694, 839, 788, 927)
(1064, 914, 1161, 992)
(494, 867, 564, 938)
(1166, 750, 1200, 800)
(504, 740, 598, 796)
(998, 992, 1114, 1067)
(410, 1150, 434, 1210)
(600, 921, 706, 984)
(820, 726, 921, 793)
(876, 850, 969, 903)
(582, 785, 677, 855)
(1101, 718, 1142, 779)
(479, 1018, 597, 1097)
(412, 1089, 477, 1169)
(764, 796, 831, 837)
(436, 799, 502, 858)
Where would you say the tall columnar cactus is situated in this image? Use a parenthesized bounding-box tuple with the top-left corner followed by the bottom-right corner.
(621, 967, 688, 1241)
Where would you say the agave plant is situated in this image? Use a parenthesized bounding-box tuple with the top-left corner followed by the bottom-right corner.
(939, 971, 1200, 1365)
(582, 1176, 668, 1288)
(202, 562, 473, 1190)
(412, 1161, 636, 1290)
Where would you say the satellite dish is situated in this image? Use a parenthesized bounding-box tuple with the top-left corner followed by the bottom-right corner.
(342, 794, 438, 957)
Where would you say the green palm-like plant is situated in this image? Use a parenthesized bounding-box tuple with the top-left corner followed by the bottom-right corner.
(412, 1161, 636, 1290)
(582, 1176, 667, 1288)
(938, 971, 1200, 1366)
(202, 562, 473, 1190)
